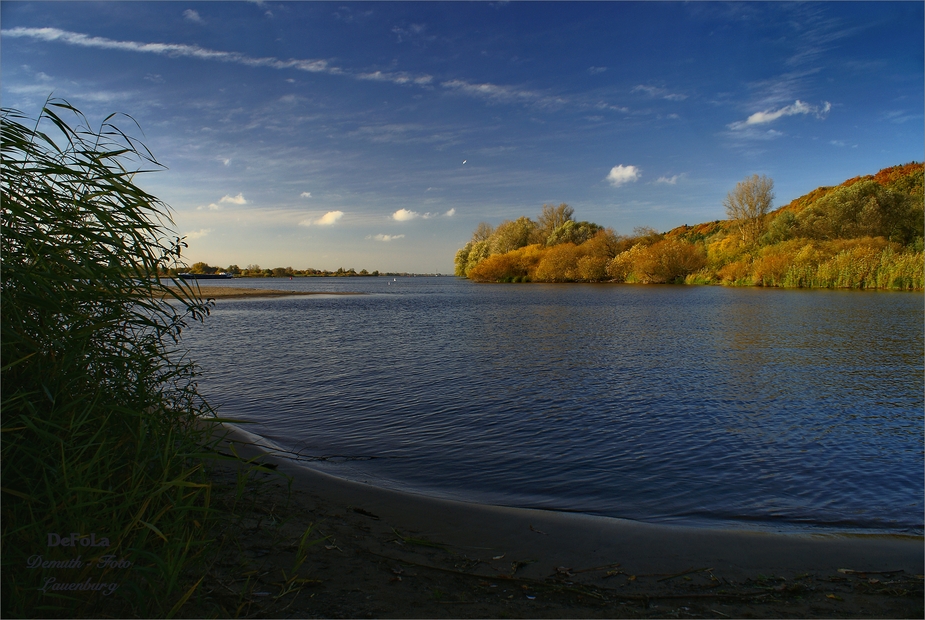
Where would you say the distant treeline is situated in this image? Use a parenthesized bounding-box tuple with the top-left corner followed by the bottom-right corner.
(455, 163, 924, 290)
(167, 264, 421, 277)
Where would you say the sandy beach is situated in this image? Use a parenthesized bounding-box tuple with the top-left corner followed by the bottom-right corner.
(185, 425, 924, 618)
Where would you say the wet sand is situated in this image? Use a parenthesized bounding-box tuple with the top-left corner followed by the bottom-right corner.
(188, 424, 924, 618)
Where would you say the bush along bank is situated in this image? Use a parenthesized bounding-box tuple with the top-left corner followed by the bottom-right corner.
(455, 165, 923, 290)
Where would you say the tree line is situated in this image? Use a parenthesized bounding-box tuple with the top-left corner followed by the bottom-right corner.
(454, 163, 924, 290)
(173, 263, 385, 277)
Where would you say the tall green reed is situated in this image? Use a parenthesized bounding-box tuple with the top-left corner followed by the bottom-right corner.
(1, 100, 223, 617)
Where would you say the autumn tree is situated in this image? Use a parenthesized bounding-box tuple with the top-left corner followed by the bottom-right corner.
(724, 174, 774, 245)
(534, 203, 574, 244)
(472, 221, 494, 242)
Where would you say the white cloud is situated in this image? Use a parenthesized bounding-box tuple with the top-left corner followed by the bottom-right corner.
(728, 100, 831, 130)
(197, 203, 222, 211)
(315, 211, 344, 226)
(392, 208, 419, 221)
(367, 234, 405, 242)
(219, 193, 247, 205)
(587, 66, 607, 75)
(445, 208, 456, 217)
(655, 174, 681, 185)
(358, 70, 433, 86)
(300, 191, 312, 198)
(299, 211, 344, 226)
(184, 228, 211, 240)
(2, 27, 336, 74)
(441, 79, 567, 109)
(606, 165, 641, 187)
(632, 85, 687, 101)
(183, 9, 204, 24)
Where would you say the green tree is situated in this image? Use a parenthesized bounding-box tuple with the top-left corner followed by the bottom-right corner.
(545, 220, 602, 246)
(189, 261, 217, 274)
(796, 180, 922, 244)
(454, 242, 473, 276)
(724, 174, 774, 245)
(490, 216, 537, 254)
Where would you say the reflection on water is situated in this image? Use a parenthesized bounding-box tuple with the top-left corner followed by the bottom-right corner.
(181, 278, 924, 533)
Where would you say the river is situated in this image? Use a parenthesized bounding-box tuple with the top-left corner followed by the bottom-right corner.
(179, 277, 924, 534)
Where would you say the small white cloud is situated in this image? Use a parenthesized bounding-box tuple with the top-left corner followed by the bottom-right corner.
(587, 66, 607, 75)
(184, 228, 211, 240)
(221, 158, 231, 166)
(367, 234, 405, 242)
(632, 85, 660, 97)
(300, 191, 312, 198)
(445, 208, 456, 217)
(728, 100, 831, 130)
(656, 174, 681, 185)
(392, 208, 419, 221)
(197, 203, 222, 211)
(183, 9, 204, 24)
(300, 210, 344, 227)
(220, 193, 247, 205)
(633, 85, 687, 101)
(606, 165, 641, 187)
(316, 211, 344, 226)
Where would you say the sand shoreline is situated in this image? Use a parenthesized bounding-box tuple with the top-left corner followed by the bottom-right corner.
(196, 423, 923, 617)
(164, 285, 365, 299)
(222, 424, 922, 576)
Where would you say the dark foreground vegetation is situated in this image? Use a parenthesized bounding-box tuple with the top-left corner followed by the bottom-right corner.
(455, 164, 924, 289)
(0, 101, 252, 617)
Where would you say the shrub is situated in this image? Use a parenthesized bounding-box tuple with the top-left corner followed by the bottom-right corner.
(717, 259, 752, 285)
(533, 243, 583, 282)
(467, 252, 521, 282)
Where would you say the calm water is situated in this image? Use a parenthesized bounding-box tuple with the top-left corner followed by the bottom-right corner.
(180, 277, 924, 534)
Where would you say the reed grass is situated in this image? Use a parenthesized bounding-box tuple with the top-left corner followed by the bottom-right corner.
(1, 100, 229, 617)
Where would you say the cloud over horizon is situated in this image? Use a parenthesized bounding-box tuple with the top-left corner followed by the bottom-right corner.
(299, 210, 344, 226)
(184, 228, 211, 240)
(220, 193, 247, 205)
(367, 233, 405, 242)
(392, 208, 419, 221)
(606, 164, 640, 187)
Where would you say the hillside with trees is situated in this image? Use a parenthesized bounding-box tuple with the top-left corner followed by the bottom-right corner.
(454, 163, 923, 290)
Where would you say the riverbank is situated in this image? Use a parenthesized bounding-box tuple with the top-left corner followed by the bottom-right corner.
(184, 425, 924, 618)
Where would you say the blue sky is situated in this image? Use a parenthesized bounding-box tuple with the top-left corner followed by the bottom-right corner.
(2, 2, 922, 273)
